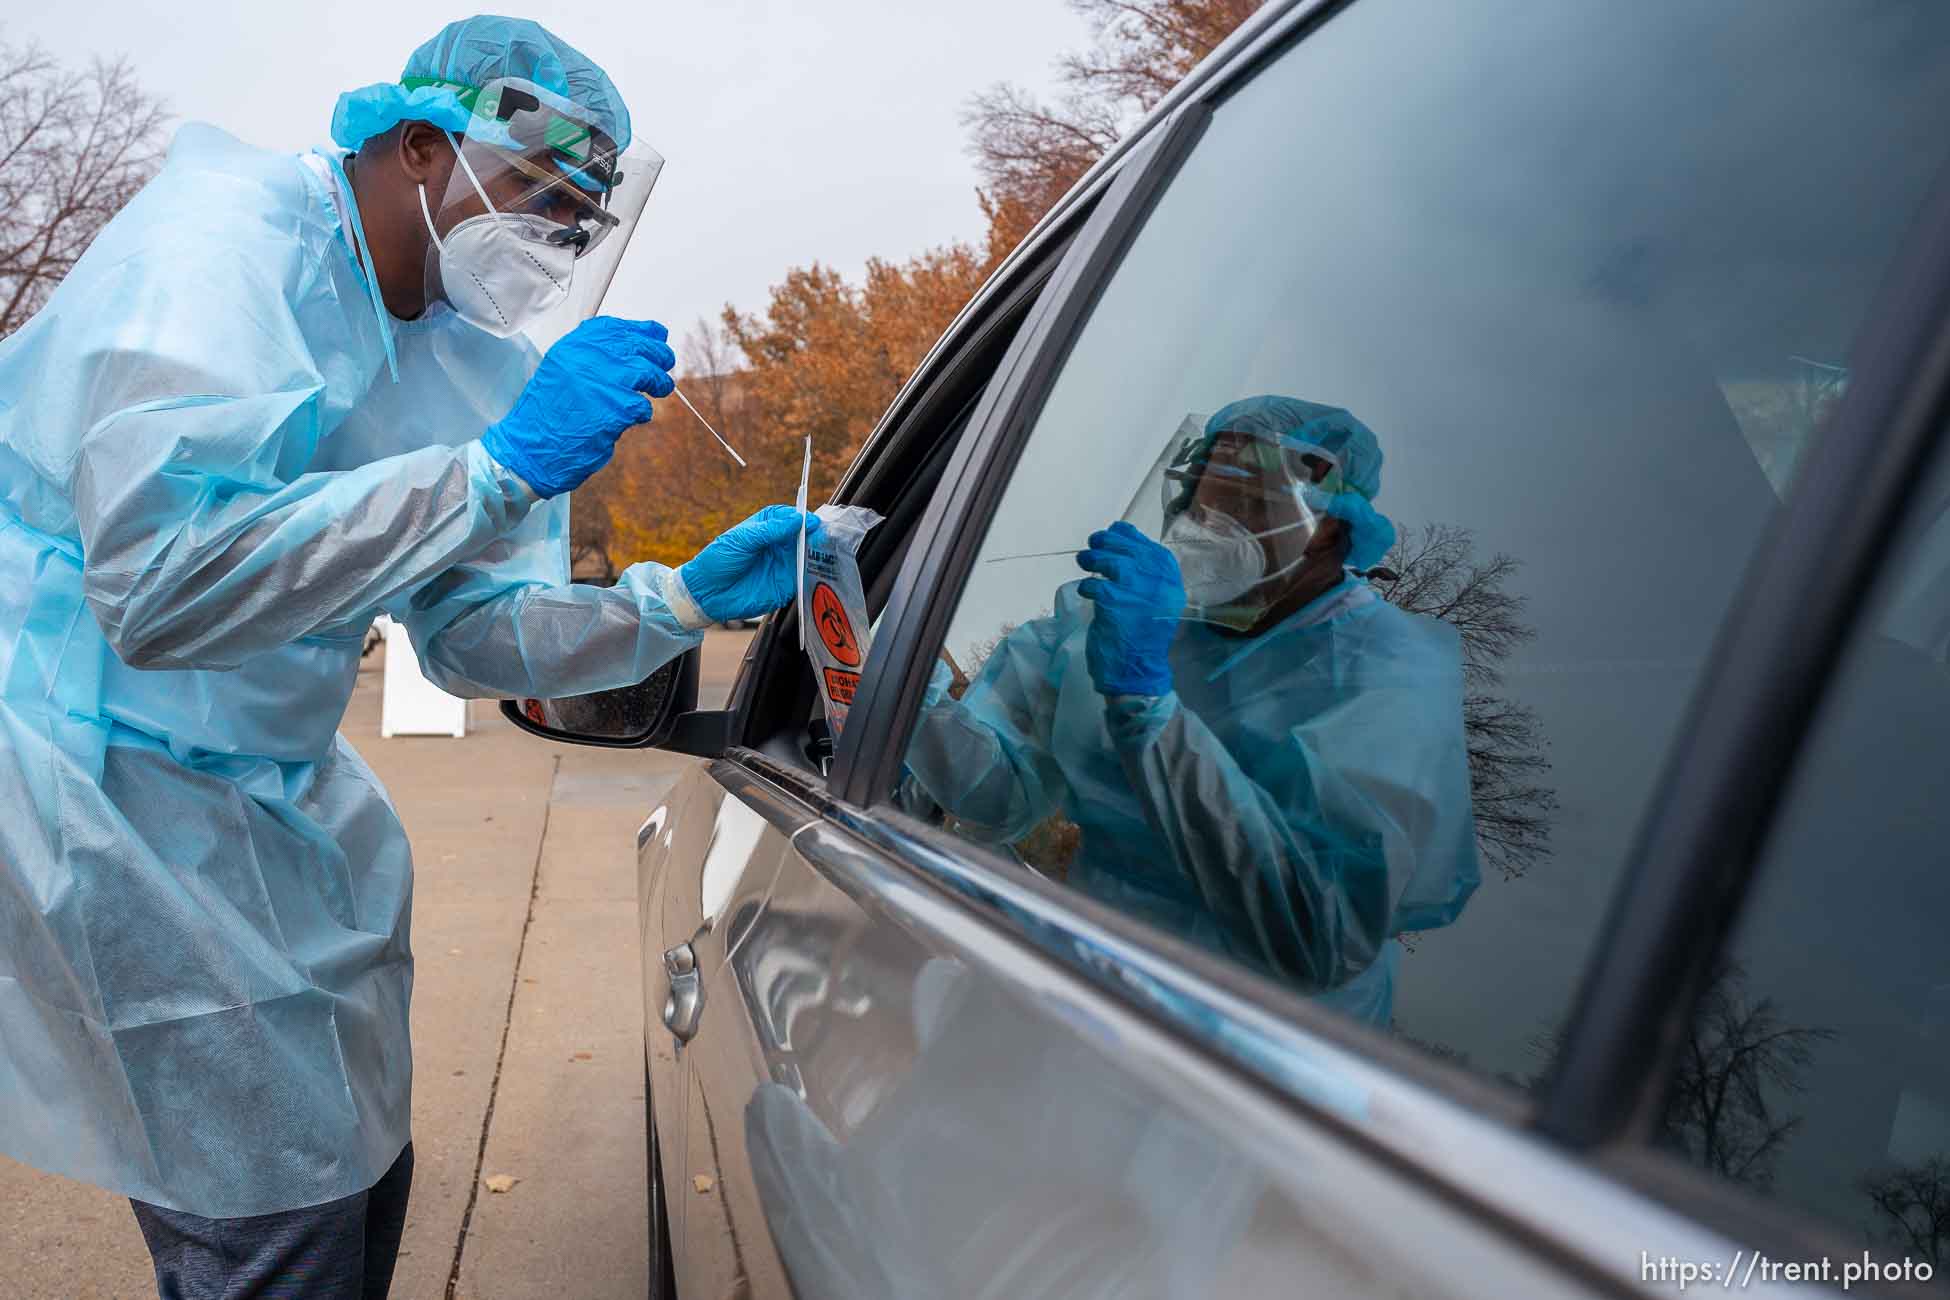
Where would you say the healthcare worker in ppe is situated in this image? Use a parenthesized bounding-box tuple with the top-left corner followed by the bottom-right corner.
(901, 396, 1480, 1024)
(0, 16, 812, 1296)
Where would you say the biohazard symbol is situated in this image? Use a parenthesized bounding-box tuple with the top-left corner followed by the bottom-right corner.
(811, 582, 861, 667)
(823, 668, 860, 706)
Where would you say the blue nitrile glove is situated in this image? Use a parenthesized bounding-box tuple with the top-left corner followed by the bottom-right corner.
(482, 316, 676, 498)
(677, 505, 826, 624)
(1077, 520, 1186, 697)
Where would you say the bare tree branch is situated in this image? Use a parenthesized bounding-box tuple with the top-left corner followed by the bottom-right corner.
(0, 41, 169, 338)
(685, 314, 739, 429)
(1061, 0, 1266, 110)
(964, 1, 1268, 259)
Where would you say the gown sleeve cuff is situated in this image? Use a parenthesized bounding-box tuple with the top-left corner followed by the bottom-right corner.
(660, 566, 713, 631)
(472, 440, 541, 508)
(1104, 691, 1179, 750)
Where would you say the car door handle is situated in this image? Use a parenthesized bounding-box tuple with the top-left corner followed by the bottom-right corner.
(662, 942, 704, 1043)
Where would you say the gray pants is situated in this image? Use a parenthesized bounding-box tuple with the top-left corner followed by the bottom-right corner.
(129, 1144, 413, 1300)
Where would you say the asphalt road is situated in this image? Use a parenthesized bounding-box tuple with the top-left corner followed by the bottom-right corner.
(0, 627, 757, 1299)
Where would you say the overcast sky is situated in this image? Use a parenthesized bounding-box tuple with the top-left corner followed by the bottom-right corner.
(6, 2, 1087, 349)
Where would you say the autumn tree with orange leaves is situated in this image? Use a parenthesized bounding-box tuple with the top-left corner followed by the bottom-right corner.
(965, 0, 1265, 256)
(598, 320, 759, 569)
(600, 247, 988, 569)
(584, 0, 1262, 574)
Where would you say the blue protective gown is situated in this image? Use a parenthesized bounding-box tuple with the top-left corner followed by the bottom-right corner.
(903, 577, 1480, 1024)
(0, 124, 702, 1216)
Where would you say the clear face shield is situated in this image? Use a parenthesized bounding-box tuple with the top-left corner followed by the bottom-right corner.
(1124, 414, 1341, 630)
(421, 76, 662, 351)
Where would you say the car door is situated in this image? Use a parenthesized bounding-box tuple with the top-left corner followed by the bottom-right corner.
(646, 0, 1950, 1295)
(639, 756, 771, 1286)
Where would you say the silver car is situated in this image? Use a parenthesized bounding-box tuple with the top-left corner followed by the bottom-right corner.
(508, 0, 1950, 1294)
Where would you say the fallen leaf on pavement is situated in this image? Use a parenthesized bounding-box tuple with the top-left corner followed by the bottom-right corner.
(484, 1174, 519, 1194)
(692, 1174, 714, 1194)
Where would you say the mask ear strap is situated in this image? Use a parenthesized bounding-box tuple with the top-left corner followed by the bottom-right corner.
(418, 184, 446, 255)
(443, 129, 499, 213)
(1240, 490, 1328, 591)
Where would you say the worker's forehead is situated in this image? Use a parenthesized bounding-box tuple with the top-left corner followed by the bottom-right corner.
(1204, 427, 1277, 450)
(1207, 425, 1319, 447)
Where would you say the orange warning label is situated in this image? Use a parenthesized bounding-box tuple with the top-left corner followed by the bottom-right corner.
(823, 668, 860, 705)
(811, 582, 861, 667)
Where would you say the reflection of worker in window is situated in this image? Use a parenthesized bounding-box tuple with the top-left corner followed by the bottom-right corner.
(901, 396, 1480, 1023)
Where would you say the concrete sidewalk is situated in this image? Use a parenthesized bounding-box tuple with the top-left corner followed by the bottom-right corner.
(0, 630, 753, 1299)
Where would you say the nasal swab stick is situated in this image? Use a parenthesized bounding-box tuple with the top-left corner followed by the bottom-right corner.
(673, 386, 746, 468)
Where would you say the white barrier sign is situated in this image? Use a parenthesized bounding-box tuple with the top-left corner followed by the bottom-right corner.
(379, 616, 467, 738)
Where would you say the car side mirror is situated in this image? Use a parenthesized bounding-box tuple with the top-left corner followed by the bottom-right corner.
(499, 646, 731, 757)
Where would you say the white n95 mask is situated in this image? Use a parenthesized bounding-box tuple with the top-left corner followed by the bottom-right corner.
(1162, 490, 1326, 629)
(1163, 505, 1270, 606)
(421, 133, 574, 338)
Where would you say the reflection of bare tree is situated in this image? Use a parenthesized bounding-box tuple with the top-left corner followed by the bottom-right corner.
(1375, 524, 1556, 879)
(1660, 960, 1834, 1190)
(1862, 1156, 1950, 1268)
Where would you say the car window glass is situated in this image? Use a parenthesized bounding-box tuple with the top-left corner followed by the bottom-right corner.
(1659, 432, 1950, 1269)
(888, 0, 1950, 1084)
